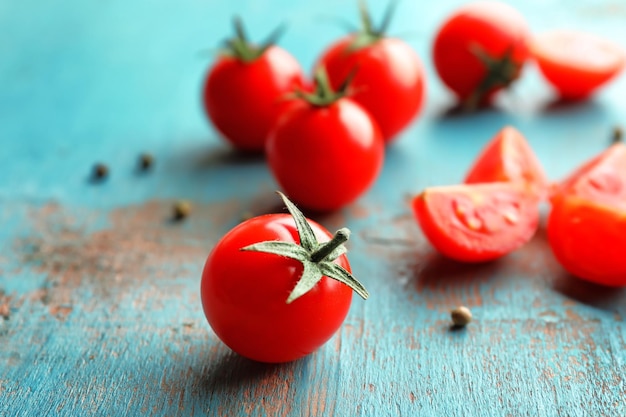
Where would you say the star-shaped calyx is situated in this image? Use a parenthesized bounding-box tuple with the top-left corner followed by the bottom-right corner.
(347, 0, 399, 51)
(464, 44, 523, 111)
(220, 16, 285, 63)
(241, 192, 369, 304)
(293, 66, 356, 107)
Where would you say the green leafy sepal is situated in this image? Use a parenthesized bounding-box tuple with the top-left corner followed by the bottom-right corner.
(241, 192, 369, 304)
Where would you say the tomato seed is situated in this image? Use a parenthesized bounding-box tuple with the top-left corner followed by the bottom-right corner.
(503, 210, 519, 224)
(453, 200, 483, 230)
(465, 217, 482, 231)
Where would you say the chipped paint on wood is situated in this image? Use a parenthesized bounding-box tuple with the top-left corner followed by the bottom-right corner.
(1, 0, 626, 415)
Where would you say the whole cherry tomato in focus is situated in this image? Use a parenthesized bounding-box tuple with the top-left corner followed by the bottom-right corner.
(532, 30, 626, 100)
(432, 1, 530, 109)
(266, 69, 384, 212)
(316, 1, 426, 142)
(203, 18, 305, 152)
(201, 192, 368, 363)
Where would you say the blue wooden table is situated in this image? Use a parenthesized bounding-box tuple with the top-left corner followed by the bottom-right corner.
(2, 0, 626, 416)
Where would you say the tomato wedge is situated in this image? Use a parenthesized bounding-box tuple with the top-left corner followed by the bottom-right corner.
(532, 30, 626, 100)
(465, 126, 549, 199)
(413, 183, 540, 262)
(548, 143, 626, 286)
(551, 142, 626, 209)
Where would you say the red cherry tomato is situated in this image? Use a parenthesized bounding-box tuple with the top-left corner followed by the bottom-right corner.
(412, 182, 540, 262)
(532, 30, 626, 100)
(432, 1, 530, 108)
(465, 126, 549, 199)
(317, 36, 426, 142)
(203, 21, 304, 152)
(267, 96, 384, 212)
(201, 193, 368, 363)
(547, 143, 626, 286)
(201, 214, 352, 363)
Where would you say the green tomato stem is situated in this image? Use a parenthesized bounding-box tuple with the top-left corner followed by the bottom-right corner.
(295, 67, 356, 108)
(222, 16, 285, 63)
(242, 192, 368, 303)
(311, 228, 351, 263)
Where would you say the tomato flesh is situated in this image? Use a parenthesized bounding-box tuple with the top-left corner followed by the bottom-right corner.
(266, 98, 384, 212)
(203, 46, 305, 152)
(413, 183, 540, 262)
(317, 36, 426, 142)
(465, 126, 549, 199)
(532, 30, 626, 100)
(547, 143, 626, 286)
(552, 143, 626, 210)
(201, 214, 353, 363)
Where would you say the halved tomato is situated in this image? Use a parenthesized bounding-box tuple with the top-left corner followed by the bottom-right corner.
(465, 126, 549, 199)
(532, 30, 626, 100)
(412, 182, 540, 262)
(548, 196, 626, 286)
(547, 142, 626, 286)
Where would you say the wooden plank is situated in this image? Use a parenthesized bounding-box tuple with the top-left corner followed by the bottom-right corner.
(1, 0, 626, 416)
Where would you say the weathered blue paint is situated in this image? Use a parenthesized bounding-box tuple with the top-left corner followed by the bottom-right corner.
(1, 0, 626, 416)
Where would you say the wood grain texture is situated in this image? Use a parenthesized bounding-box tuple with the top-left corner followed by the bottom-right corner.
(2, 0, 626, 416)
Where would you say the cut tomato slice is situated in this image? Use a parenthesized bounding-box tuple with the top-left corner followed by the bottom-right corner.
(551, 142, 626, 211)
(532, 30, 626, 100)
(412, 182, 540, 262)
(548, 142, 626, 285)
(465, 126, 549, 199)
(548, 195, 626, 286)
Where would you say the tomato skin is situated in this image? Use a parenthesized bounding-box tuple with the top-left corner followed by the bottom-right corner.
(547, 196, 626, 286)
(547, 143, 626, 286)
(203, 46, 305, 152)
(532, 31, 626, 100)
(266, 98, 384, 212)
(432, 1, 530, 103)
(201, 214, 353, 363)
(316, 36, 426, 142)
(465, 126, 549, 199)
(412, 183, 540, 262)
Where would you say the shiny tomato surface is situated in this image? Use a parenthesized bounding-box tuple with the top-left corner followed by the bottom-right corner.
(201, 214, 353, 363)
(266, 98, 384, 212)
(317, 36, 425, 142)
(433, 1, 530, 105)
(204, 46, 304, 152)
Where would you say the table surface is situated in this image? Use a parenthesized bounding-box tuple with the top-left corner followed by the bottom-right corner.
(2, 0, 626, 416)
